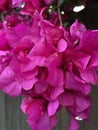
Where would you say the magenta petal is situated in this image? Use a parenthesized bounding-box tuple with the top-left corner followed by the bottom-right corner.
(51, 85, 64, 100)
(58, 92, 74, 106)
(71, 52, 91, 70)
(48, 100, 59, 116)
(36, 113, 56, 130)
(88, 51, 98, 68)
(43, 21, 63, 45)
(21, 98, 42, 122)
(20, 68, 38, 80)
(27, 120, 37, 130)
(45, 53, 62, 68)
(65, 72, 91, 95)
(35, 80, 48, 94)
(47, 68, 64, 88)
(21, 78, 37, 90)
(80, 69, 98, 85)
(70, 20, 87, 39)
(57, 39, 67, 52)
(43, 0, 51, 4)
(21, 56, 45, 72)
(6, 23, 31, 48)
(12, 0, 23, 5)
(77, 107, 91, 120)
(15, 35, 34, 52)
(80, 30, 98, 52)
(69, 117, 80, 130)
(0, 50, 9, 56)
(21, 98, 57, 130)
(2, 80, 21, 97)
(29, 42, 52, 57)
(75, 96, 91, 112)
(36, 115, 51, 130)
(50, 115, 57, 128)
(0, 66, 21, 96)
(43, 84, 64, 101)
(20, 98, 31, 114)
(0, 32, 10, 50)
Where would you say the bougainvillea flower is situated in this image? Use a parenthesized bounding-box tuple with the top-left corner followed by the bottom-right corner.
(65, 72, 92, 95)
(58, 92, 74, 107)
(6, 23, 32, 48)
(0, 31, 10, 50)
(80, 68, 98, 85)
(0, 66, 21, 96)
(70, 20, 87, 40)
(21, 97, 57, 130)
(65, 91, 91, 130)
(12, 0, 51, 15)
(79, 30, 98, 53)
(69, 117, 79, 130)
(34, 80, 48, 94)
(48, 100, 59, 116)
(0, 2, 98, 129)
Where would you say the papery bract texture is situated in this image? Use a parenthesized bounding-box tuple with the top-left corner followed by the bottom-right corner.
(0, 1, 98, 130)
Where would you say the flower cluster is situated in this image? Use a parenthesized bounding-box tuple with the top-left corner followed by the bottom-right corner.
(0, 0, 98, 130)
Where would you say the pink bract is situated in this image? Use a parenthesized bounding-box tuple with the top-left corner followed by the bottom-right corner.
(0, 1, 98, 130)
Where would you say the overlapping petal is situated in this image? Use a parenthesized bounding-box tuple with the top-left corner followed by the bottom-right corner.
(0, 2, 98, 130)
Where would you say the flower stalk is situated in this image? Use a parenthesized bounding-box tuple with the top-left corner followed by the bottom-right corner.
(57, 0, 63, 26)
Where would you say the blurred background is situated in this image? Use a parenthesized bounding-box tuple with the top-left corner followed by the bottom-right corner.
(53, 0, 98, 29)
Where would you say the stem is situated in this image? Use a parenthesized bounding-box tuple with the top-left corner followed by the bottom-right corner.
(57, 0, 63, 26)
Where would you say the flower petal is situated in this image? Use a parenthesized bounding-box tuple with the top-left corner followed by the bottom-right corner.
(48, 100, 59, 116)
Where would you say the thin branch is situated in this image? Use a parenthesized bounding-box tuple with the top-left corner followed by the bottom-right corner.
(57, 0, 63, 26)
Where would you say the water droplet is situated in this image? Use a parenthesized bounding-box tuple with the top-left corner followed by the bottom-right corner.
(73, 5, 85, 13)
(49, 6, 53, 9)
(21, 2, 25, 8)
(75, 116, 83, 121)
(48, 9, 52, 13)
(61, 11, 64, 15)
